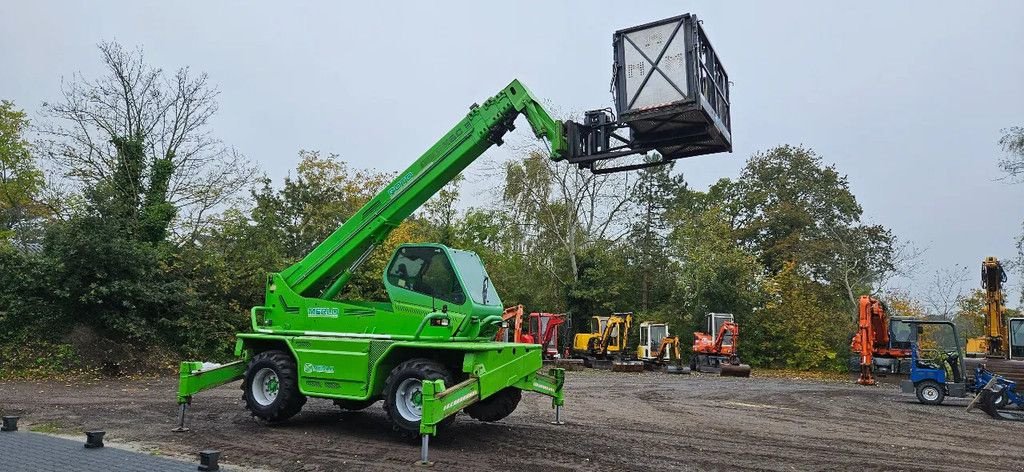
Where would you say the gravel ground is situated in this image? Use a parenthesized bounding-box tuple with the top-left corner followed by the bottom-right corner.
(2, 370, 1023, 471)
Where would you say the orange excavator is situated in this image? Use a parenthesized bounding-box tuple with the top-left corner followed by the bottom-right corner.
(691, 313, 751, 377)
(496, 305, 566, 360)
(850, 295, 911, 385)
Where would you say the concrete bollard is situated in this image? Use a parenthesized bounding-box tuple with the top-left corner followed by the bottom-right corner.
(198, 449, 221, 471)
(84, 431, 105, 448)
(1, 416, 18, 432)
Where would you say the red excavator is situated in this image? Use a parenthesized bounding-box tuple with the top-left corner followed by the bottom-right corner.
(850, 295, 911, 385)
(691, 313, 752, 377)
(497, 305, 566, 360)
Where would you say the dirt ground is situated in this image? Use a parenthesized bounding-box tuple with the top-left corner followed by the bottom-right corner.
(2, 370, 1023, 471)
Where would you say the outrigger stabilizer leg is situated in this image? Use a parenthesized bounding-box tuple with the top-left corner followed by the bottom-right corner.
(174, 360, 247, 432)
(415, 434, 433, 467)
(416, 367, 566, 466)
(551, 404, 564, 425)
(172, 401, 190, 433)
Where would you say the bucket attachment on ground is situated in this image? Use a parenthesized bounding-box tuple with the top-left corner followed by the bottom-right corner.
(720, 363, 752, 377)
(976, 384, 1024, 421)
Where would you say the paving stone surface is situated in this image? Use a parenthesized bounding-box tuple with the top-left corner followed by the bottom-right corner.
(0, 430, 223, 472)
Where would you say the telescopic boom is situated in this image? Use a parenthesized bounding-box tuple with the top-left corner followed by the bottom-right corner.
(276, 80, 567, 300)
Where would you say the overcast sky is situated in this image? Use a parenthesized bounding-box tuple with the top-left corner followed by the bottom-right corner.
(2, 1, 1023, 305)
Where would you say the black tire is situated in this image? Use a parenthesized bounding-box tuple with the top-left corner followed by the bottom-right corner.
(465, 387, 522, 422)
(382, 358, 455, 438)
(915, 380, 945, 406)
(242, 350, 306, 422)
(334, 399, 377, 411)
(991, 390, 1009, 410)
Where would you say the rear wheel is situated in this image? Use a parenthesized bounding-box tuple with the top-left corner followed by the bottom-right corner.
(465, 387, 521, 422)
(242, 350, 306, 422)
(383, 358, 455, 438)
(915, 380, 945, 406)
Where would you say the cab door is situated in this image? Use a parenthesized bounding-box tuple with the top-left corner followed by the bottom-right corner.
(1010, 318, 1024, 360)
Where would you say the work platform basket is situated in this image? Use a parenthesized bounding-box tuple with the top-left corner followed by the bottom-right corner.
(612, 13, 732, 160)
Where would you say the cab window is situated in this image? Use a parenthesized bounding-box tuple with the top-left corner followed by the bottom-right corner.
(386, 246, 465, 305)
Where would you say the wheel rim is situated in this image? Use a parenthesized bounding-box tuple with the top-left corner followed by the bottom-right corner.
(922, 386, 940, 401)
(395, 378, 424, 422)
(252, 367, 280, 406)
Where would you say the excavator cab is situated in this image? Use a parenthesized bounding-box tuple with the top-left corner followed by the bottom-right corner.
(707, 313, 735, 353)
(1011, 318, 1024, 360)
(637, 322, 670, 360)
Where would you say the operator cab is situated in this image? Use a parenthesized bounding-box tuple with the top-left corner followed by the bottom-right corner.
(1011, 318, 1024, 360)
(638, 322, 669, 359)
(898, 320, 967, 405)
(707, 313, 734, 346)
(384, 244, 502, 317)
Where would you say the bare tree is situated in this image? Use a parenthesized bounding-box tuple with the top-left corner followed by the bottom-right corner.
(925, 265, 970, 319)
(826, 221, 923, 319)
(501, 149, 635, 287)
(998, 126, 1024, 182)
(36, 41, 257, 239)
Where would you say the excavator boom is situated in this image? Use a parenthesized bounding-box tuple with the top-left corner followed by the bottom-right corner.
(851, 295, 910, 385)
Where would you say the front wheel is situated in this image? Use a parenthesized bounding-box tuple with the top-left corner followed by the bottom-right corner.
(915, 380, 945, 406)
(242, 350, 306, 422)
(383, 358, 455, 438)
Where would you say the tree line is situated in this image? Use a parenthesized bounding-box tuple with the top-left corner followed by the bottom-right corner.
(1, 43, 1020, 376)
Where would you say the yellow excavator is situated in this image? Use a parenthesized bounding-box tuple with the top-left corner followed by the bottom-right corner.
(964, 256, 1024, 384)
(573, 313, 641, 370)
(967, 256, 1009, 357)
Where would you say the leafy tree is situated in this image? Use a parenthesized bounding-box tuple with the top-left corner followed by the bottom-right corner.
(669, 194, 763, 334)
(0, 100, 46, 242)
(751, 262, 848, 370)
(628, 156, 685, 313)
(500, 150, 635, 327)
(38, 42, 257, 239)
(882, 289, 929, 319)
(42, 134, 181, 345)
(422, 174, 464, 246)
(952, 289, 986, 340)
(713, 145, 897, 316)
(239, 151, 426, 301)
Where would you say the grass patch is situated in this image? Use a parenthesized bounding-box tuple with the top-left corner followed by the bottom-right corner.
(28, 422, 63, 434)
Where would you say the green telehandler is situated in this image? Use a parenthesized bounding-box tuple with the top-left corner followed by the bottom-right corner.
(174, 13, 732, 465)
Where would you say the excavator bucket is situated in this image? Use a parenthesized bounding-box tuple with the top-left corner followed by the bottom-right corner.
(976, 383, 1024, 421)
(720, 363, 751, 377)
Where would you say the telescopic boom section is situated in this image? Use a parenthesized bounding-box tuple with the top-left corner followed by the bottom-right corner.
(277, 80, 568, 299)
